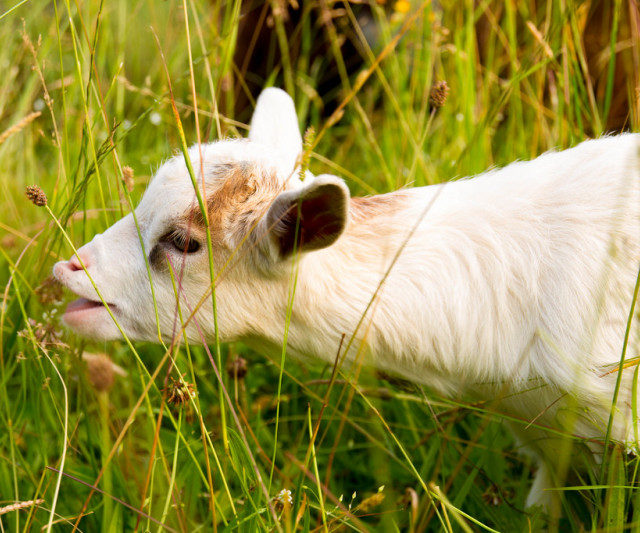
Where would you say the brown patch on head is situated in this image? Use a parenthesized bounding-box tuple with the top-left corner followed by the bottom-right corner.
(350, 190, 409, 221)
(183, 163, 279, 247)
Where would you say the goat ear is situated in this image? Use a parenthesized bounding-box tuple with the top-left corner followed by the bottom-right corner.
(266, 175, 350, 258)
(249, 88, 303, 177)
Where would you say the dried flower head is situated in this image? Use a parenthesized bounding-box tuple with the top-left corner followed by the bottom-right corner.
(429, 80, 450, 108)
(226, 355, 248, 380)
(19, 318, 63, 349)
(164, 376, 196, 406)
(25, 185, 47, 207)
(122, 166, 134, 193)
(82, 352, 127, 393)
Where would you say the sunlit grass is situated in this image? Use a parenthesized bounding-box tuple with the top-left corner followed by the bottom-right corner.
(0, 0, 638, 531)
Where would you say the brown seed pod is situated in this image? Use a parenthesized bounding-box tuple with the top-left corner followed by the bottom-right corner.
(25, 185, 47, 207)
(429, 80, 450, 108)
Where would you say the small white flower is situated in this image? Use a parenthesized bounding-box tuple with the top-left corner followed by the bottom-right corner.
(149, 112, 161, 126)
(625, 441, 639, 456)
(455, 112, 464, 122)
(33, 98, 45, 111)
(276, 488, 292, 506)
(123, 119, 132, 130)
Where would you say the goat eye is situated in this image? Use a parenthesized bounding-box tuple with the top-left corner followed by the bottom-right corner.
(167, 231, 200, 254)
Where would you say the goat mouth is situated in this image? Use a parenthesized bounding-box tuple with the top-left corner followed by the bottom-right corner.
(64, 297, 116, 316)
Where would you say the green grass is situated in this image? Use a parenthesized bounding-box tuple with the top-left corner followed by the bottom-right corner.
(0, 0, 639, 531)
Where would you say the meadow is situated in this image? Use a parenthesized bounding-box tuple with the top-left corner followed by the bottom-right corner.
(0, 0, 639, 531)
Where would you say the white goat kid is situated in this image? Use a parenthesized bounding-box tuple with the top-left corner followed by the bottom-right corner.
(54, 88, 640, 510)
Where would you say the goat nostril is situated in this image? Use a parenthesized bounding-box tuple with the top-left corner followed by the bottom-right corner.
(69, 251, 90, 271)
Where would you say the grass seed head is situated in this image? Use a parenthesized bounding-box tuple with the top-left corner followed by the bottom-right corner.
(82, 352, 127, 393)
(0, 499, 44, 516)
(122, 166, 134, 192)
(429, 80, 450, 108)
(299, 126, 315, 181)
(25, 185, 47, 207)
(356, 491, 385, 512)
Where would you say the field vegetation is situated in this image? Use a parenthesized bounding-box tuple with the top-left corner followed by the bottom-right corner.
(0, 0, 639, 531)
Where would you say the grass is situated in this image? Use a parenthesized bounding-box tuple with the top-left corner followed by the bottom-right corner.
(0, 0, 639, 531)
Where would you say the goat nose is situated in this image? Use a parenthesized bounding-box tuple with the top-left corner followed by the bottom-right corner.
(68, 249, 92, 271)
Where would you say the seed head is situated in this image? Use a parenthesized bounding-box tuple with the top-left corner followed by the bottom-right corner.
(164, 376, 196, 406)
(356, 491, 385, 512)
(19, 318, 62, 348)
(0, 499, 44, 516)
(25, 185, 47, 207)
(122, 166, 134, 193)
(83, 352, 127, 393)
(299, 126, 315, 181)
(226, 355, 248, 380)
(429, 80, 450, 108)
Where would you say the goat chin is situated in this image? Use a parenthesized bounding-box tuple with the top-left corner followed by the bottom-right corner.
(53, 87, 640, 512)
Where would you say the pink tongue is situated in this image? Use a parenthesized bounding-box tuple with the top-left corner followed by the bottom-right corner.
(66, 298, 101, 313)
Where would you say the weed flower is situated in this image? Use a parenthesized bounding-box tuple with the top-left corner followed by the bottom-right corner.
(164, 376, 196, 406)
(19, 317, 63, 349)
(429, 80, 450, 108)
(274, 488, 292, 510)
(25, 185, 47, 207)
(394, 0, 411, 14)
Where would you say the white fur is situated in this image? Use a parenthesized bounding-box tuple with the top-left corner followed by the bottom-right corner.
(54, 88, 640, 509)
